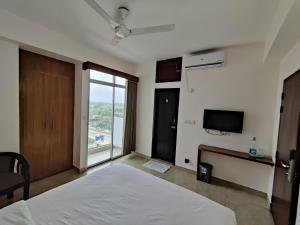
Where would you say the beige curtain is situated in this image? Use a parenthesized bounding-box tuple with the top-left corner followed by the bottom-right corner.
(123, 81, 138, 155)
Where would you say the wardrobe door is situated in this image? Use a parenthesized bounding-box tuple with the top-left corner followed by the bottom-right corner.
(20, 50, 74, 181)
(44, 62, 74, 175)
(20, 51, 49, 181)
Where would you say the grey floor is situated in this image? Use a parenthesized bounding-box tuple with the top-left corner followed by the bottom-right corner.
(0, 154, 274, 225)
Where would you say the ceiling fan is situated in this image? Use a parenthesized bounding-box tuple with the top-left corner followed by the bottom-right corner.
(84, 0, 175, 45)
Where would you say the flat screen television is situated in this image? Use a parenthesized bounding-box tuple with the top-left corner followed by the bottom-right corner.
(203, 109, 244, 133)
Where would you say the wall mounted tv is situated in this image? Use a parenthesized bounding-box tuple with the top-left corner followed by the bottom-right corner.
(203, 109, 244, 133)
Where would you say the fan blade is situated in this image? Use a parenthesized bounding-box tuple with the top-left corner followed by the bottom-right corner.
(84, 0, 119, 28)
(111, 35, 123, 46)
(130, 24, 175, 36)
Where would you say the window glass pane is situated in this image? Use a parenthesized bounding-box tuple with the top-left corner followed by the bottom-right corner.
(88, 83, 113, 166)
(90, 70, 113, 83)
(87, 73, 127, 166)
(115, 77, 126, 86)
(113, 87, 126, 158)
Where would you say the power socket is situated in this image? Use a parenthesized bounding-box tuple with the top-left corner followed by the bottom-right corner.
(184, 158, 190, 163)
(184, 120, 196, 125)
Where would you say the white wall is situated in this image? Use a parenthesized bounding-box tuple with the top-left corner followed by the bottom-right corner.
(264, 0, 295, 60)
(0, 7, 137, 169)
(264, 0, 300, 62)
(79, 70, 90, 169)
(0, 8, 136, 75)
(0, 39, 19, 153)
(136, 43, 279, 193)
(72, 63, 84, 169)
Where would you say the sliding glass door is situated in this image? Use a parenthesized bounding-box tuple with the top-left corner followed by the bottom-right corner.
(87, 70, 127, 167)
(113, 86, 126, 158)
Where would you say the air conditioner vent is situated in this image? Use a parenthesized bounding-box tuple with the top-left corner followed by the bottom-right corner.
(184, 50, 225, 70)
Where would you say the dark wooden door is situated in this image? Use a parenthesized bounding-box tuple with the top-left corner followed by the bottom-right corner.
(20, 50, 74, 181)
(156, 57, 182, 83)
(152, 89, 180, 163)
(272, 70, 300, 225)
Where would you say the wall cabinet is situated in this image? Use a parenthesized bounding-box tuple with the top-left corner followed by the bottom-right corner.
(156, 57, 182, 83)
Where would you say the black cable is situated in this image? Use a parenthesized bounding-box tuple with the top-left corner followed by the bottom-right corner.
(205, 129, 230, 136)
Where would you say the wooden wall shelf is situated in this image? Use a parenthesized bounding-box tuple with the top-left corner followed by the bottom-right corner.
(198, 144, 274, 166)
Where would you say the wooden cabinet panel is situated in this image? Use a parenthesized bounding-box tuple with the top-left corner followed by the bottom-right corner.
(20, 50, 74, 181)
(156, 57, 182, 83)
(20, 70, 49, 180)
(45, 71, 74, 175)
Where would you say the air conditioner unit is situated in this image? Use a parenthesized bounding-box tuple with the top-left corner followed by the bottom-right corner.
(184, 51, 225, 70)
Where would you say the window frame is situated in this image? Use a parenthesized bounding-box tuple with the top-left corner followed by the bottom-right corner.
(87, 69, 127, 163)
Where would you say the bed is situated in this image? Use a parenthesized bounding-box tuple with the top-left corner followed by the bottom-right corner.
(0, 164, 237, 225)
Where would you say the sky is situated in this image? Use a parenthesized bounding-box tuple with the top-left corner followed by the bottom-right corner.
(90, 84, 125, 103)
(90, 70, 126, 103)
(89, 71, 126, 103)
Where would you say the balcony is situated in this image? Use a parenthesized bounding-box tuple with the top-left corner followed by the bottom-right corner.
(87, 117, 124, 167)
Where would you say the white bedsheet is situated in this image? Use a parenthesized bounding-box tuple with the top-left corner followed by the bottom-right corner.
(0, 201, 35, 225)
(3, 164, 237, 225)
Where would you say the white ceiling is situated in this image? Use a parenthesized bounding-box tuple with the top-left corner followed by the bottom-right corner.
(0, 0, 279, 64)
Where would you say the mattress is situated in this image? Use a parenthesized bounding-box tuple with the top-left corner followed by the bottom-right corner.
(1, 164, 237, 225)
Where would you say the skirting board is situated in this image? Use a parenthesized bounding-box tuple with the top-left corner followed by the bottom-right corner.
(131, 152, 267, 199)
(73, 166, 87, 174)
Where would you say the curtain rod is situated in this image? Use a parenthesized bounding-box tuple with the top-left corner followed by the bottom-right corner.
(82, 61, 139, 83)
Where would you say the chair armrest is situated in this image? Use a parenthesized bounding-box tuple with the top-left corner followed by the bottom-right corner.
(0, 152, 30, 181)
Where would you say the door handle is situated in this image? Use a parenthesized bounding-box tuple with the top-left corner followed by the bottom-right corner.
(175, 64, 181, 73)
(281, 161, 290, 168)
(287, 159, 295, 183)
(283, 149, 296, 183)
(287, 150, 296, 183)
(171, 126, 176, 129)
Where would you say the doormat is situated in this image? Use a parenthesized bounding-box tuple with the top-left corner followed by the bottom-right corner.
(143, 160, 171, 173)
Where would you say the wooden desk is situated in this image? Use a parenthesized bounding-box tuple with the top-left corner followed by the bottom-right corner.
(197, 144, 274, 181)
(198, 144, 274, 166)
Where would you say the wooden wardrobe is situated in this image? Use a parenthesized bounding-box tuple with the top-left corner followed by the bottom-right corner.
(20, 50, 74, 181)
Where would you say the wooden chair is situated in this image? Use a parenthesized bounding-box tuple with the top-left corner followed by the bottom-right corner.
(0, 152, 30, 200)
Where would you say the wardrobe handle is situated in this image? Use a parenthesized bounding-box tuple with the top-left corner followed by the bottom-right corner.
(51, 120, 54, 129)
(175, 63, 181, 73)
(43, 121, 47, 129)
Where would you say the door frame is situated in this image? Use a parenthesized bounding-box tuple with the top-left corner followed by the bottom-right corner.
(289, 124, 300, 225)
(151, 88, 180, 164)
(271, 70, 300, 225)
(86, 70, 127, 168)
